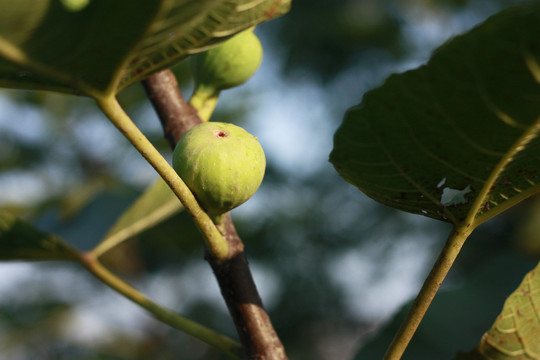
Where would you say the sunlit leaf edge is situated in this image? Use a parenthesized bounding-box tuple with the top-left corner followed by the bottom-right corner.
(457, 261, 540, 360)
(93, 177, 183, 257)
(117, 0, 291, 92)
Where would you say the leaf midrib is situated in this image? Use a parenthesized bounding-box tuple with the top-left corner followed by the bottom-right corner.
(470, 115, 540, 229)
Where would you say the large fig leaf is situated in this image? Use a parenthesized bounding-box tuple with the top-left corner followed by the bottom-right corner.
(0, 211, 79, 261)
(0, 0, 290, 98)
(330, 3, 540, 228)
(92, 177, 183, 257)
(459, 261, 540, 360)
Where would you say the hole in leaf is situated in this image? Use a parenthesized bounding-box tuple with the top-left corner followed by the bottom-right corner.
(440, 185, 472, 206)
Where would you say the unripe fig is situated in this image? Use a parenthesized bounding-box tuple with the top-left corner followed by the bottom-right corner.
(191, 29, 263, 93)
(189, 29, 263, 122)
(172, 122, 266, 216)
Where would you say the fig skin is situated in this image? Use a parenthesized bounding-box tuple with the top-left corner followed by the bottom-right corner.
(172, 122, 266, 216)
(191, 29, 263, 95)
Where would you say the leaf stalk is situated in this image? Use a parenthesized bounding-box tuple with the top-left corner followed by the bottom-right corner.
(188, 87, 219, 122)
(383, 226, 470, 360)
(95, 95, 229, 260)
(78, 251, 242, 359)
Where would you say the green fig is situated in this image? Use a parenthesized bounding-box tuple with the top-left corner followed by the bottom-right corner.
(172, 122, 266, 216)
(192, 28, 263, 93)
(189, 29, 263, 122)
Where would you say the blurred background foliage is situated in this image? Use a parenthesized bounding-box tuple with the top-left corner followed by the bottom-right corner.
(0, 0, 539, 359)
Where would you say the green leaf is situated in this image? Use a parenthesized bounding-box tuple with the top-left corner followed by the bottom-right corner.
(0, 0, 290, 98)
(92, 177, 183, 257)
(0, 211, 79, 261)
(462, 261, 540, 360)
(330, 4, 540, 228)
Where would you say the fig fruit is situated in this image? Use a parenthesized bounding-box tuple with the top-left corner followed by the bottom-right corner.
(172, 122, 266, 216)
(189, 29, 263, 121)
(191, 28, 263, 93)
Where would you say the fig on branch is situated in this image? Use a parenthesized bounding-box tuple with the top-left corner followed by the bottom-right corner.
(172, 122, 266, 216)
(189, 29, 263, 121)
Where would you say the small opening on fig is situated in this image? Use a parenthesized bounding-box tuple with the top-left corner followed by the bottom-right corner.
(214, 130, 228, 138)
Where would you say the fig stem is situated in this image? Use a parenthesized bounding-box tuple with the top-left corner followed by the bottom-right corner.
(189, 86, 219, 122)
(213, 213, 227, 235)
(95, 95, 229, 260)
(78, 251, 242, 359)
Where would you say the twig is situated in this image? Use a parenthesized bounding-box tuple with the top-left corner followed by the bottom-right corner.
(209, 215, 288, 359)
(141, 70, 200, 147)
(142, 69, 288, 360)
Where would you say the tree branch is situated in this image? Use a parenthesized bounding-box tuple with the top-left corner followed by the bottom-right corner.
(141, 70, 200, 148)
(141, 69, 288, 360)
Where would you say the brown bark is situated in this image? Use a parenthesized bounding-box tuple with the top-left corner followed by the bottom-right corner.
(141, 69, 288, 360)
(209, 215, 287, 360)
(141, 70, 200, 147)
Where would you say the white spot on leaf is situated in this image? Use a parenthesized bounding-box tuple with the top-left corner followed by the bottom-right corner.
(440, 185, 472, 206)
(437, 177, 446, 188)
